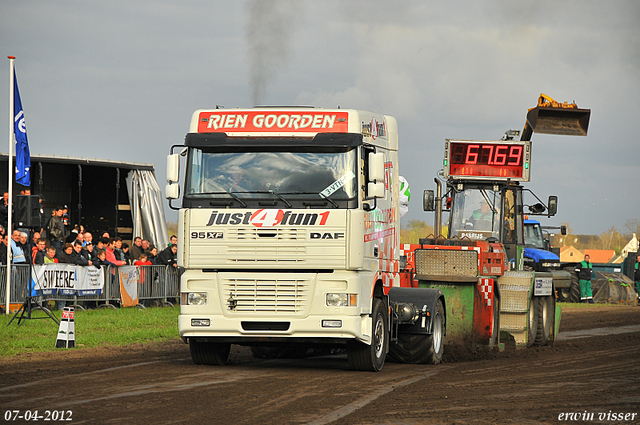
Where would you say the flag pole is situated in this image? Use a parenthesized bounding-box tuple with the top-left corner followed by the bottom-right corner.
(6, 56, 15, 315)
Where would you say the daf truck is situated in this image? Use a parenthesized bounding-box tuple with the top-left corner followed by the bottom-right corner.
(166, 107, 446, 371)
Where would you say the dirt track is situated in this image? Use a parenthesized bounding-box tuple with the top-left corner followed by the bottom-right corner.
(1, 304, 639, 425)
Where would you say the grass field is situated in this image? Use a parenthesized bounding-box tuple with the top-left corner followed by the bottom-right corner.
(0, 305, 180, 358)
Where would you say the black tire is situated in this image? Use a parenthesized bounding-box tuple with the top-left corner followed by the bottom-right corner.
(569, 272, 581, 303)
(250, 346, 309, 359)
(347, 298, 388, 371)
(534, 296, 553, 346)
(387, 298, 445, 364)
(527, 292, 540, 347)
(189, 339, 231, 366)
(546, 294, 556, 345)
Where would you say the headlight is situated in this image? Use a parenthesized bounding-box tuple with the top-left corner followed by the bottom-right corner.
(181, 292, 207, 306)
(541, 262, 561, 268)
(326, 293, 357, 307)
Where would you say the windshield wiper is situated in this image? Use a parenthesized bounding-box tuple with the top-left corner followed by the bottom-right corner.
(233, 190, 293, 208)
(226, 192, 247, 208)
(479, 189, 498, 214)
(262, 190, 341, 208)
(269, 191, 292, 208)
(319, 193, 339, 208)
(190, 191, 248, 207)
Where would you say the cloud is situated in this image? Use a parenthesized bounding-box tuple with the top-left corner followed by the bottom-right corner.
(0, 0, 638, 234)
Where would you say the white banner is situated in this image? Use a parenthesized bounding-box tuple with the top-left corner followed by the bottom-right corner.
(32, 264, 105, 296)
(118, 266, 139, 307)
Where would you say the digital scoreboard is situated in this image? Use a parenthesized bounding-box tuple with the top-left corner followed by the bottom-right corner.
(443, 139, 531, 182)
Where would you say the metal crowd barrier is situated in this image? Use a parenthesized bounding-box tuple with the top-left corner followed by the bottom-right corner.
(0, 264, 183, 312)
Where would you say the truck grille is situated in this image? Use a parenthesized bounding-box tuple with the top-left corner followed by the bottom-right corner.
(226, 228, 306, 241)
(414, 249, 478, 277)
(222, 277, 311, 314)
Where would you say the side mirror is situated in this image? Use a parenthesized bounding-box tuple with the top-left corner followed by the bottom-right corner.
(165, 183, 179, 200)
(560, 225, 567, 235)
(547, 195, 558, 216)
(166, 154, 180, 183)
(368, 152, 384, 182)
(423, 190, 435, 211)
(368, 182, 384, 199)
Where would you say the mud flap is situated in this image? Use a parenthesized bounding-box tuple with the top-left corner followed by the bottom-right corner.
(420, 281, 475, 344)
(473, 278, 499, 346)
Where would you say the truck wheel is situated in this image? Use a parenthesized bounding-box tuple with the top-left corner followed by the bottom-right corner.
(347, 298, 388, 371)
(388, 298, 445, 364)
(250, 346, 309, 359)
(534, 296, 553, 346)
(189, 339, 231, 366)
(527, 293, 540, 347)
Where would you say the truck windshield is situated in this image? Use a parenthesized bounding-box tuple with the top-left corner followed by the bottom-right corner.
(524, 223, 545, 248)
(185, 147, 358, 201)
(449, 188, 502, 241)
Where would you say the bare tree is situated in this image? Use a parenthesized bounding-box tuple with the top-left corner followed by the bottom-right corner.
(624, 219, 640, 238)
(598, 226, 625, 253)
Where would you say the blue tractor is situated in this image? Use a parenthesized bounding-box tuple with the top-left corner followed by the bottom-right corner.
(523, 219, 577, 302)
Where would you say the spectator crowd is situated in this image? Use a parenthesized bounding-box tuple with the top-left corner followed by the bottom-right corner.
(0, 199, 178, 269)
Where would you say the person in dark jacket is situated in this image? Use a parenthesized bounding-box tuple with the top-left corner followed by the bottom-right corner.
(57, 243, 74, 264)
(85, 242, 96, 262)
(113, 237, 127, 264)
(48, 207, 65, 253)
(33, 238, 47, 265)
(92, 249, 116, 269)
(129, 237, 143, 262)
(0, 234, 8, 266)
(71, 240, 91, 266)
(575, 254, 594, 303)
(158, 244, 178, 268)
(146, 247, 159, 265)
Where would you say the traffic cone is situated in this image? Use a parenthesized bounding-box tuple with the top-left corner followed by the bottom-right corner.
(55, 307, 75, 348)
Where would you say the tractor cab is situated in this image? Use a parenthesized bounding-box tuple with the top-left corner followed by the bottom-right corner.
(445, 180, 523, 269)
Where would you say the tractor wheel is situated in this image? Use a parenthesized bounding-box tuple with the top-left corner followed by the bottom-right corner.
(388, 299, 445, 364)
(189, 339, 230, 366)
(347, 298, 388, 371)
(534, 296, 554, 346)
(527, 293, 540, 347)
(562, 267, 581, 303)
(250, 346, 309, 359)
(569, 271, 581, 303)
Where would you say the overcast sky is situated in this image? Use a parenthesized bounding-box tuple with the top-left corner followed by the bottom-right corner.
(1, 1, 638, 235)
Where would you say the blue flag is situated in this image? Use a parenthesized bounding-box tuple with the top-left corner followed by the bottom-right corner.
(13, 69, 31, 187)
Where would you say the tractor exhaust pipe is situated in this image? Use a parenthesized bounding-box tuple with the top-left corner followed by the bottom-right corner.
(434, 178, 443, 238)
